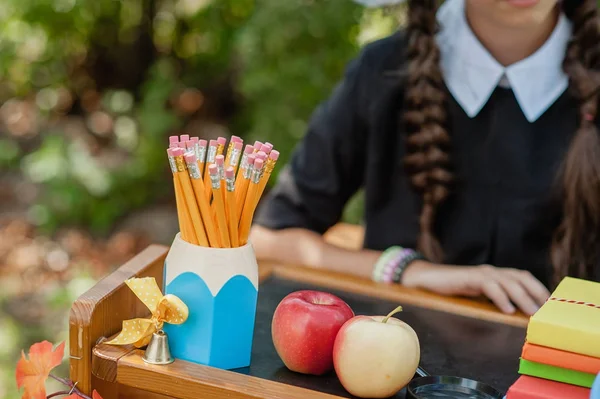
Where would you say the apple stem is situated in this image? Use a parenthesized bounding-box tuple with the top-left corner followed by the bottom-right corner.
(381, 306, 403, 323)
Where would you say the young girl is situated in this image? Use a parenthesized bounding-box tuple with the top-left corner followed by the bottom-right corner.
(249, 0, 600, 316)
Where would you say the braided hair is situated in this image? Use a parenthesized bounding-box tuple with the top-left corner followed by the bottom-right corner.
(551, 0, 600, 285)
(403, 0, 600, 286)
(404, 0, 452, 263)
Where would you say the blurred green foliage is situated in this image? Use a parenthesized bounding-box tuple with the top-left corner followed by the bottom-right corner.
(0, 0, 401, 235)
(1, 2, 403, 396)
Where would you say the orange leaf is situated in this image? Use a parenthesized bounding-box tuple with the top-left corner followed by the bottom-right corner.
(15, 341, 65, 399)
(92, 389, 104, 399)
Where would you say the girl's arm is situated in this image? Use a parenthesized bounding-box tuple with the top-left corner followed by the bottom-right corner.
(251, 225, 550, 316)
(250, 225, 381, 280)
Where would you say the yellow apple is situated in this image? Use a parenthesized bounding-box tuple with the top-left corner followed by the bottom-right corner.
(332, 306, 420, 398)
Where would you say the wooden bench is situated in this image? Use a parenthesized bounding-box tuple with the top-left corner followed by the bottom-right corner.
(69, 223, 528, 398)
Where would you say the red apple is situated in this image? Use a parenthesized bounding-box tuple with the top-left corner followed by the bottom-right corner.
(271, 290, 354, 375)
(333, 306, 420, 398)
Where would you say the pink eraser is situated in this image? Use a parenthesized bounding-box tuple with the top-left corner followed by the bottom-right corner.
(172, 148, 185, 156)
(254, 158, 264, 169)
(260, 144, 270, 153)
(231, 135, 242, 143)
(177, 142, 186, 148)
(216, 155, 224, 165)
(185, 140, 195, 149)
(244, 144, 254, 154)
(199, 139, 207, 147)
(269, 150, 280, 161)
(169, 136, 179, 144)
(247, 154, 256, 165)
(209, 139, 218, 147)
(208, 164, 218, 176)
(180, 134, 190, 142)
(190, 137, 199, 144)
(169, 142, 179, 148)
(167, 148, 177, 157)
(184, 152, 197, 163)
(234, 141, 243, 150)
(264, 142, 274, 152)
(225, 167, 235, 179)
(253, 141, 262, 150)
(217, 137, 227, 146)
(256, 151, 267, 160)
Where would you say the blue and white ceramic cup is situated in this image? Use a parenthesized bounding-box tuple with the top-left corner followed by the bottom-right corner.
(163, 233, 259, 370)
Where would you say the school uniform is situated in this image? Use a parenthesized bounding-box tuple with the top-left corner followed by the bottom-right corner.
(253, 0, 599, 288)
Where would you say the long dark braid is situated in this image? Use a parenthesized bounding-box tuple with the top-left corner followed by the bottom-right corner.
(551, 0, 600, 286)
(403, 0, 452, 262)
(404, 0, 600, 285)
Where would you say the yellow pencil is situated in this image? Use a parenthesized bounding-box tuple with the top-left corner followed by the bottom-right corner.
(239, 158, 263, 245)
(204, 139, 218, 202)
(235, 145, 255, 189)
(215, 155, 227, 213)
(184, 151, 221, 248)
(228, 141, 244, 176)
(174, 149, 209, 247)
(216, 136, 227, 157)
(208, 164, 231, 248)
(167, 148, 194, 243)
(254, 150, 279, 210)
(196, 138, 207, 176)
(236, 153, 256, 220)
(224, 135, 241, 167)
(225, 166, 239, 247)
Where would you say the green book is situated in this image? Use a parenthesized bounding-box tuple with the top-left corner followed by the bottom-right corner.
(519, 358, 596, 388)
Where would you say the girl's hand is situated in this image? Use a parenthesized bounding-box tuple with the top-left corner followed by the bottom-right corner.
(401, 261, 550, 316)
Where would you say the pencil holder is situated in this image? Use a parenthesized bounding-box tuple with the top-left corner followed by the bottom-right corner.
(162, 233, 259, 370)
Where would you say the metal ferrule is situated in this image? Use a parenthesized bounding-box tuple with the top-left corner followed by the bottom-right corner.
(226, 176, 235, 192)
(239, 153, 249, 170)
(168, 156, 177, 173)
(217, 164, 225, 180)
(251, 166, 261, 184)
(174, 156, 187, 173)
(230, 148, 241, 167)
(187, 162, 201, 180)
(210, 173, 221, 189)
(207, 146, 217, 163)
(255, 161, 265, 178)
(262, 158, 276, 177)
(198, 145, 207, 164)
(243, 164, 252, 179)
(225, 143, 234, 164)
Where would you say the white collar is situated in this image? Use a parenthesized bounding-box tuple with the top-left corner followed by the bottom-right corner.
(435, 0, 572, 122)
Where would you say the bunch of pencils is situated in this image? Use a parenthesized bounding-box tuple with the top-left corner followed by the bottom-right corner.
(166, 134, 279, 248)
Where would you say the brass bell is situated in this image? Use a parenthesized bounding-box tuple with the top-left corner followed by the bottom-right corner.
(143, 330, 174, 365)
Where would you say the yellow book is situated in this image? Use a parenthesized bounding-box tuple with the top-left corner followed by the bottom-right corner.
(527, 277, 600, 358)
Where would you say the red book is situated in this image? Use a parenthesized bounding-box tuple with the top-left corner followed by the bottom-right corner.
(507, 375, 590, 399)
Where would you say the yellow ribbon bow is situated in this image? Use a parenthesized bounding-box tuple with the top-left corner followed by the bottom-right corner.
(105, 277, 189, 348)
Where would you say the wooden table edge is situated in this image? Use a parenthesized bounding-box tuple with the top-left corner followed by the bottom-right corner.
(87, 232, 529, 398)
(117, 350, 343, 399)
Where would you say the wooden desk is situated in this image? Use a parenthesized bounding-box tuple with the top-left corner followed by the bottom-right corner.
(69, 224, 529, 399)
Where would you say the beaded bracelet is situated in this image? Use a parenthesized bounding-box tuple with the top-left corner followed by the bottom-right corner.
(372, 246, 427, 284)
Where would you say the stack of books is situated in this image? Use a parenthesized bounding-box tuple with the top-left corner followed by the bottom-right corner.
(507, 277, 600, 399)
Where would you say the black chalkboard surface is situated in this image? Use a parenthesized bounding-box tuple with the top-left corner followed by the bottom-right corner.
(233, 275, 525, 398)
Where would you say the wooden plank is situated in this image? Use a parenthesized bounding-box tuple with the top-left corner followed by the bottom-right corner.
(92, 342, 136, 383)
(117, 351, 341, 399)
(271, 264, 529, 328)
(323, 223, 364, 250)
(69, 244, 169, 395)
